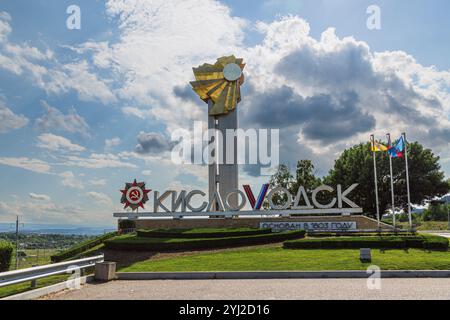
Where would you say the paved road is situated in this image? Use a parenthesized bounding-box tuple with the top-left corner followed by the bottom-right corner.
(43, 279, 450, 300)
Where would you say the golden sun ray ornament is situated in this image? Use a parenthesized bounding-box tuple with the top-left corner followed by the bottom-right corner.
(190, 55, 245, 116)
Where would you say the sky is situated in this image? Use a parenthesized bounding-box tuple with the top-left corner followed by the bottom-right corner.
(0, 0, 449, 227)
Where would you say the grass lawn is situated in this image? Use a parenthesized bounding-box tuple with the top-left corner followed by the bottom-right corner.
(0, 274, 69, 299)
(119, 246, 450, 272)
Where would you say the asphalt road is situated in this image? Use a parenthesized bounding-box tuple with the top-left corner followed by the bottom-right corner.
(43, 279, 450, 300)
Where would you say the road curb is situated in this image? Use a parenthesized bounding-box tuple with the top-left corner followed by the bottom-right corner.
(116, 270, 450, 280)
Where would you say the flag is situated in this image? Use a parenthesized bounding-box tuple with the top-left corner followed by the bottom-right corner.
(371, 141, 388, 152)
(388, 136, 405, 158)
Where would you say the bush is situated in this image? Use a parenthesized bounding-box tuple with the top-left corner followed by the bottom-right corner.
(283, 234, 449, 250)
(423, 204, 450, 222)
(307, 232, 417, 238)
(51, 231, 117, 262)
(0, 240, 13, 272)
(137, 228, 272, 239)
(105, 230, 306, 252)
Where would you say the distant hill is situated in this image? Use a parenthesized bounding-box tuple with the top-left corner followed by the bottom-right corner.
(0, 223, 115, 235)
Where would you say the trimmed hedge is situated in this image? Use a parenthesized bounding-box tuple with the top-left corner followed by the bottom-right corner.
(105, 230, 306, 252)
(0, 240, 13, 272)
(283, 234, 449, 250)
(307, 232, 417, 238)
(51, 232, 117, 262)
(137, 228, 272, 239)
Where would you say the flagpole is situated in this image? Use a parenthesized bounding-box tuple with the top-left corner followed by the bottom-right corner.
(387, 133, 396, 230)
(403, 132, 413, 230)
(371, 135, 381, 229)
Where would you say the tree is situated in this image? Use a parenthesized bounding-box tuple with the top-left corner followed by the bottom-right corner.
(423, 204, 449, 221)
(323, 141, 449, 218)
(266, 161, 321, 207)
(290, 160, 321, 196)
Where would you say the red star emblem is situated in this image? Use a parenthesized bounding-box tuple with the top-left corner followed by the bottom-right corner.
(120, 179, 151, 211)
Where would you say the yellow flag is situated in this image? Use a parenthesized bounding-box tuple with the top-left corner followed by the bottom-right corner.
(371, 141, 388, 152)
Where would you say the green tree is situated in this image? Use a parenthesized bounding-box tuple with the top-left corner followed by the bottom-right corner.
(266, 164, 292, 207)
(291, 160, 322, 196)
(266, 161, 321, 207)
(323, 141, 449, 218)
(423, 204, 449, 222)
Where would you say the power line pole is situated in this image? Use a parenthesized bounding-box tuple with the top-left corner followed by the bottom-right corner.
(15, 215, 19, 269)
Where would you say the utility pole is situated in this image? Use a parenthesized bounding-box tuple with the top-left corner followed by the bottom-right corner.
(15, 215, 19, 269)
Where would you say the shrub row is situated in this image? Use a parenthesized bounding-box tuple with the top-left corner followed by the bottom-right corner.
(283, 234, 449, 250)
(105, 230, 306, 252)
(137, 228, 272, 239)
(51, 232, 117, 262)
(0, 240, 13, 272)
(307, 232, 417, 238)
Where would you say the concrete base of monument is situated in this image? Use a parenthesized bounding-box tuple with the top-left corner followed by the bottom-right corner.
(132, 215, 394, 232)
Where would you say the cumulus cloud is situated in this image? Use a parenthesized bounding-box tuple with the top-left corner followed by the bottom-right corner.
(105, 137, 121, 151)
(29, 193, 51, 201)
(59, 171, 84, 189)
(70, 0, 247, 131)
(0, 13, 114, 104)
(121, 107, 153, 120)
(60, 153, 137, 169)
(239, 16, 450, 174)
(89, 178, 107, 186)
(0, 102, 28, 133)
(36, 101, 90, 137)
(135, 131, 174, 155)
(36, 133, 85, 152)
(0, 157, 51, 174)
(0, 12, 11, 43)
(87, 191, 113, 206)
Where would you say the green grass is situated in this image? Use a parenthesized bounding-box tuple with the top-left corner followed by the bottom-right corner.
(105, 230, 305, 252)
(119, 246, 450, 272)
(0, 274, 69, 299)
(13, 249, 60, 269)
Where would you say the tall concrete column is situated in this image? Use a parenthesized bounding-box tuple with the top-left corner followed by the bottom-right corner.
(208, 100, 238, 211)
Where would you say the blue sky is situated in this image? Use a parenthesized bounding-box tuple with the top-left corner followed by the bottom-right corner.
(0, 0, 449, 227)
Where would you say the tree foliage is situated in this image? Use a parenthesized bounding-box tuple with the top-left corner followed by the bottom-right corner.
(324, 142, 449, 217)
(267, 142, 448, 218)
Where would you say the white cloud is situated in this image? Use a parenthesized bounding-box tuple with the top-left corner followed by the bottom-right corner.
(44, 61, 116, 104)
(61, 153, 137, 169)
(36, 101, 90, 137)
(0, 13, 114, 104)
(142, 170, 152, 176)
(29, 193, 51, 201)
(105, 137, 121, 150)
(121, 107, 153, 120)
(86, 191, 113, 206)
(238, 16, 450, 174)
(0, 12, 11, 43)
(0, 157, 51, 174)
(0, 103, 28, 133)
(60, 171, 84, 189)
(70, 0, 247, 131)
(36, 133, 85, 152)
(89, 178, 107, 186)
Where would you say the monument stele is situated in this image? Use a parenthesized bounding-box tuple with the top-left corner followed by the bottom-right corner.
(190, 56, 246, 210)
